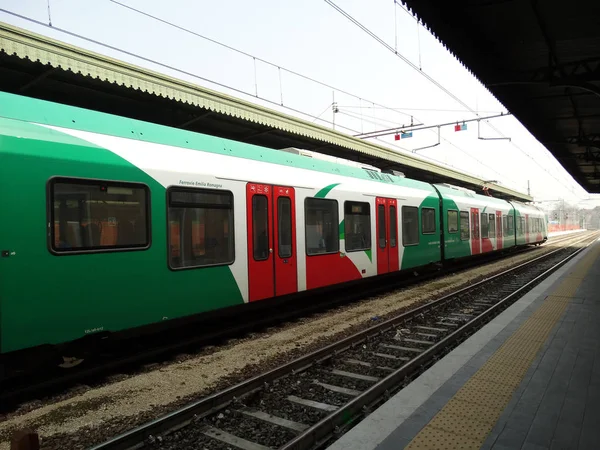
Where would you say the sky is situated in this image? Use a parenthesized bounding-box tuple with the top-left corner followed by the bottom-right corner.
(2, 0, 599, 211)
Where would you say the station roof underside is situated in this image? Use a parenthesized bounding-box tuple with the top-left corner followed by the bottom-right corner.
(0, 21, 531, 201)
(404, 0, 600, 194)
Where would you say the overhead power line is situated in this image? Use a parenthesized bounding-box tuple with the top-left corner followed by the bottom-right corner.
(325, 0, 583, 198)
(354, 112, 511, 139)
(108, 0, 414, 122)
(0, 8, 369, 137)
(324, 0, 478, 115)
(339, 105, 505, 114)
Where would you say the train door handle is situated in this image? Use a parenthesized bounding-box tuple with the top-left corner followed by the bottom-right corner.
(269, 248, 273, 253)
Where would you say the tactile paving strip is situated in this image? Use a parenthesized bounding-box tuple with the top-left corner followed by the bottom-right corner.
(405, 243, 599, 450)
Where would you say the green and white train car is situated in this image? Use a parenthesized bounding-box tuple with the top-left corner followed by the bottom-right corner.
(0, 92, 547, 362)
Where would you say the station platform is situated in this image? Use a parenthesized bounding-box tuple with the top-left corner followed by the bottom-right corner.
(327, 239, 600, 450)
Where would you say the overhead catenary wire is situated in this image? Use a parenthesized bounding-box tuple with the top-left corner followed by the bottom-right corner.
(107, 0, 414, 122)
(337, 110, 411, 131)
(340, 109, 523, 188)
(338, 105, 504, 114)
(107, 0, 444, 149)
(397, 0, 583, 197)
(325, 0, 479, 115)
(0, 8, 372, 138)
(326, 0, 583, 198)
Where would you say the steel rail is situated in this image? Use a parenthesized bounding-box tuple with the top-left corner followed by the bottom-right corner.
(89, 231, 598, 450)
(281, 233, 599, 449)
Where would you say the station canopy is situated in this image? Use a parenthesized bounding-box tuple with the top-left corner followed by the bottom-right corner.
(0, 21, 531, 201)
(404, 0, 600, 193)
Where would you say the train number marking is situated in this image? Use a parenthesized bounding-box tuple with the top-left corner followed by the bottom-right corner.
(84, 327, 104, 334)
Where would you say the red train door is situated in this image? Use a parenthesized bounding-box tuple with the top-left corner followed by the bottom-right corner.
(388, 200, 399, 272)
(470, 208, 481, 254)
(376, 197, 399, 274)
(496, 211, 503, 249)
(376, 198, 388, 275)
(247, 183, 297, 302)
(273, 186, 297, 296)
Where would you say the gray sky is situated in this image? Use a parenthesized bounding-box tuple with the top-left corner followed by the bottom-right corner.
(2, 0, 598, 209)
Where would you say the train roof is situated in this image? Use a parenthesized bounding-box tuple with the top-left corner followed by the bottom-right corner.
(0, 91, 437, 194)
(509, 200, 545, 215)
(434, 183, 512, 207)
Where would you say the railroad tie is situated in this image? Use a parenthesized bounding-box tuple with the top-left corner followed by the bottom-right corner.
(313, 381, 362, 397)
(287, 395, 338, 412)
(202, 426, 272, 450)
(380, 343, 423, 353)
(414, 332, 438, 339)
(436, 321, 459, 327)
(372, 352, 411, 361)
(402, 338, 434, 346)
(415, 325, 448, 332)
(330, 369, 380, 382)
(343, 358, 395, 372)
(237, 407, 309, 432)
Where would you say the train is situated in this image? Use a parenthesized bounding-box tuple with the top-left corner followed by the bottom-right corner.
(0, 91, 547, 367)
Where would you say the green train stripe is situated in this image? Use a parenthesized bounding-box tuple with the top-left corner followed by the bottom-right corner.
(315, 183, 341, 198)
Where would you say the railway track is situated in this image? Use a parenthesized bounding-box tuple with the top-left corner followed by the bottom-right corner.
(89, 231, 598, 450)
(1, 233, 574, 411)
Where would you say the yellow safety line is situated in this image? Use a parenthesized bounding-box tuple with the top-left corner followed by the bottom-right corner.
(405, 244, 600, 450)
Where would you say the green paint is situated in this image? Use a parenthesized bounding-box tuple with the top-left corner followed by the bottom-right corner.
(440, 197, 472, 260)
(401, 195, 446, 269)
(315, 183, 340, 198)
(0, 123, 243, 354)
(339, 219, 345, 240)
(514, 207, 525, 246)
(364, 249, 372, 262)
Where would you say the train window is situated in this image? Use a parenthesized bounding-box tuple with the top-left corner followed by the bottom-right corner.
(421, 208, 436, 234)
(471, 211, 480, 239)
(402, 206, 419, 246)
(497, 215, 502, 237)
(447, 210, 459, 233)
(168, 188, 234, 269)
(49, 178, 149, 254)
(252, 195, 269, 261)
(489, 214, 495, 237)
(344, 201, 371, 252)
(521, 217, 526, 235)
(378, 204, 386, 248)
(305, 198, 339, 255)
(502, 215, 508, 236)
(481, 213, 489, 238)
(390, 205, 397, 248)
(460, 211, 470, 240)
(278, 197, 293, 258)
(516, 216, 522, 235)
(508, 215, 514, 235)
